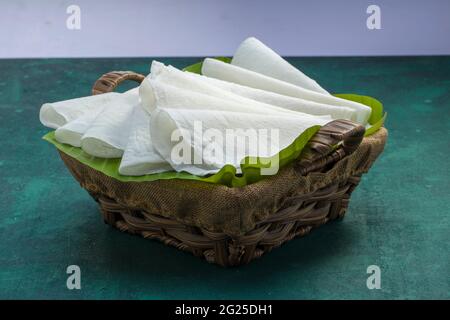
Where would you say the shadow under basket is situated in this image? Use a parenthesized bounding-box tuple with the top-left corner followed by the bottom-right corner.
(58, 71, 388, 267)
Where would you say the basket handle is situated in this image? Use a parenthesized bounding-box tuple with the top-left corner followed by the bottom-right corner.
(296, 119, 365, 175)
(92, 71, 145, 95)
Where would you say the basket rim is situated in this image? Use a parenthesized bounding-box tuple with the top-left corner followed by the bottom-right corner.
(57, 126, 387, 189)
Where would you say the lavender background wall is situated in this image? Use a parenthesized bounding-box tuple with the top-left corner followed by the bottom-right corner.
(0, 0, 449, 58)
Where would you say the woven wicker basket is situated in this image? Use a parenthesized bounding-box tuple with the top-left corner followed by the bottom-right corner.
(57, 70, 387, 267)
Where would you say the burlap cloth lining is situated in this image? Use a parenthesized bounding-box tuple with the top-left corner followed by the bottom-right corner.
(60, 128, 387, 237)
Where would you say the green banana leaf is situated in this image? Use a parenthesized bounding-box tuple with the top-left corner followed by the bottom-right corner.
(334, 93, 386, 136)
(183, 56, 231, 74)
(43, 125, 320, 187)
(43, 58, 386, 187)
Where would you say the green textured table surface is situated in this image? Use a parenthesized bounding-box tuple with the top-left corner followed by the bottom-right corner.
(0, 57, 448, 300)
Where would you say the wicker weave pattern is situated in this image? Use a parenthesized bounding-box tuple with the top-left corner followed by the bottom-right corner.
(92, 175, 361, 266)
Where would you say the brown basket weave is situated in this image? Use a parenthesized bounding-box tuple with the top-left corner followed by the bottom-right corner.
(58, 71, 387, 267)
